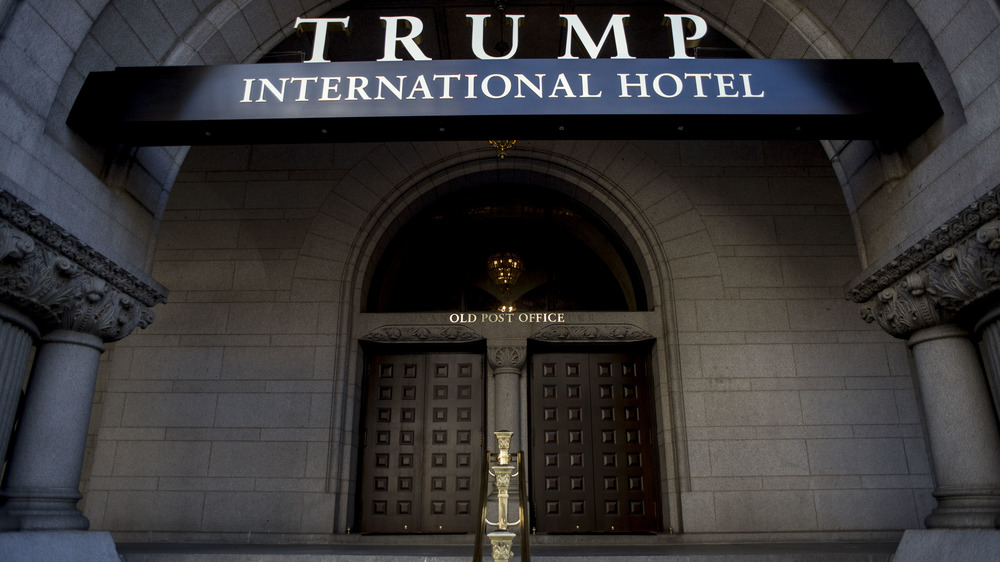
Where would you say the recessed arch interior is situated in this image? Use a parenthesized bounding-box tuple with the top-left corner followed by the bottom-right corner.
(366, 182, 648, 312)
(360, 165, 655, 314)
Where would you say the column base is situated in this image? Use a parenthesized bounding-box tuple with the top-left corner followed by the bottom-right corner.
(924, 487, 1000, 529)
(894, 529, 1000, 562)
(0, 487, 89, 531)
(0, 530, 118, 562)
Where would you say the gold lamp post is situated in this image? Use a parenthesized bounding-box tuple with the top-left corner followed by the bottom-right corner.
(485, 431, 519, 562)
(487, 252, 523, 311)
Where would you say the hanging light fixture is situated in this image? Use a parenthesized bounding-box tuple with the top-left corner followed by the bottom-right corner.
(487, 252, 523, 311)
(493, 0, 510, 55)
(487, 252, 523, 289)
(488, 139, 517, 159)
(486, 1, 516, 161)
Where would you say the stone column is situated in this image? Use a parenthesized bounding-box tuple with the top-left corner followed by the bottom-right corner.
(0, 330, 105, 530)
(850, 191, 1000, 557)
(486, 342, 526, 538)
(852, 212, 1000, 529)
(0, 304, 38, 470)
(908, 325, 1000, 528)
(975, 305, 1000, 418)
(0, 190, 164, 534)
(487, 344, 526, 453)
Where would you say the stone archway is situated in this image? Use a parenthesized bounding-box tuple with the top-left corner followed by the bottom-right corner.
(326, 147, 690, 531)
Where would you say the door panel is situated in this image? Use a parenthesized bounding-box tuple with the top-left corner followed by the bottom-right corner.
(530, 352, 658, 533)
(532, 358, 594, 531)
(360, 353, 483, 533)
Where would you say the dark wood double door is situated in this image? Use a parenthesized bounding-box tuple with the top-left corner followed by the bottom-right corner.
(358, 349, 659, 534)
(359, 352, 483, 533)
(530, 351, 659, 533)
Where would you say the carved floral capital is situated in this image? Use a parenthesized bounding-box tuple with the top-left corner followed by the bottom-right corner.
(848, 188, 1000, 303)
(487, 345, 526, 372)
(852, 214, 1000, 338)
(0, 191, 166, 342)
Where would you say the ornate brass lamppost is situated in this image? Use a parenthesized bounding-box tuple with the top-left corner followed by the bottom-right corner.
(485, 431, 519, 562)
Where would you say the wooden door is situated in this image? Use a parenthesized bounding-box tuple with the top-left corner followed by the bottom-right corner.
(359, 352, 483, 533)
(530, 351, 659, 533)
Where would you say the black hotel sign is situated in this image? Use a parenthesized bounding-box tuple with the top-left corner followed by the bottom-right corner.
(68, 14, 941, 145)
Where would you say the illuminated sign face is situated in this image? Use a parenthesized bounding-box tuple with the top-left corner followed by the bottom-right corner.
(450, 312, 566, 324)
(67, 13, 942, 146)
(292, 13, 708, 62)
(236, 59, 764, 104)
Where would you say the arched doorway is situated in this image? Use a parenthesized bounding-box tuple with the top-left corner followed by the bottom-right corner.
(354, 170, 666, 534)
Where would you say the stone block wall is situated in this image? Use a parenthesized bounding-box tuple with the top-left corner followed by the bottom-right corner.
(81, 139, 933, 539)
(82, 143, 348, 538)
(630, 139, 934, 533)
(4, 0, 990, 544)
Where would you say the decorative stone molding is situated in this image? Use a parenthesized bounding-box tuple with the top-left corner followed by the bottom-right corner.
(487, 345, 526, 372)
(531, 323, 654, 342)
(853, 216, 1000, 338)
(848, 188, 1000, 304)
(0, 191, 166, 342)
(360, 324, 482, 343)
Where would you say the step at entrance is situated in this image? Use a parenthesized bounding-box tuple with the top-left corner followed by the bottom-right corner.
(116, 540, 899, 561)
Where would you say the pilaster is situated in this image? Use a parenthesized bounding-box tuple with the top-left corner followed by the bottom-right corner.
(0, 304, 37, 473)
(976, 305, 1000, 424)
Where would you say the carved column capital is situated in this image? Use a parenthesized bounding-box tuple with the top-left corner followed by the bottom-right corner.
(487, 345, 526, 373)
(0, 191, 166, 342)
(858, 273, 944, 337)
(851, 197, 1000, 338)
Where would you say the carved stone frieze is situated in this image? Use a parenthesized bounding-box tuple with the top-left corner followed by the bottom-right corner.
(531, 323, 653, 342)
(487, 345, 525, 371)
(360, 324, 482, 343)
(854, 217, 1000, 338)
(0, 191, 165, 342)
(849, 188, 1000, 304)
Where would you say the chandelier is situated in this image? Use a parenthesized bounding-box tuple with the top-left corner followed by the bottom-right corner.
(487, 252, 523, 311)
